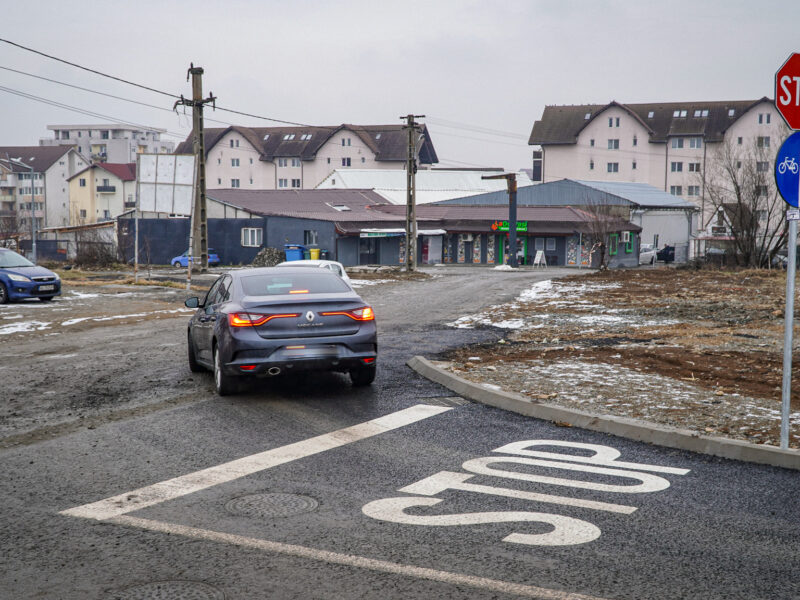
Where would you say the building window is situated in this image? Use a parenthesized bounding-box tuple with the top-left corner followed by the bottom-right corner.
(249, 158, 253, 164)
(291, 178, 301, 188)
(217, 158, 221, 165)
(756, 210, 768, 221)
(608, 117, 613, 127)
(759, 113, 771, 124)
(633, 135, 637, 146)
(607, 139, 619, 149)
(80, 209, 87, 218)
(687, 185, 700, 196)
(278, 158, 287, 167)
(757, 136, 771, 148)
(101, 130, 109, 139)
(615, 117, 620, 127)
(283, 134, 296, 140)
(632, 161, 637, 170)
(671, 138, 684, 149)
(756, 185, 768, 196)
(249, 178, 253, 184)
(263, 134, 270, 141)
(231, 179, 240, 188)
(231, 158, 239, 167)
(361, 157, 366, 163)
(342, 138, 351, 146)
(217, 178, 222, 184)
(342, 157, 351, 167)
(590, 139, 595, 147)
(278, 178, 288, 188)
(546, 238, 556, 251)
(304, 230, 319, 245)
(689, 137, 702, 148)
(647, 111, 654, 119)
(584, 112, 591, 120)
(327, 157, 331, 164)
(61, 130, 70, 139)
(688, 162, 701, 172)
(756, 161, 769, 172)
(736, 161, 742, 169)
(728, 108, 735, 117)
(79, 178, 86, 187)
(671, 162, 683, 172)
(291, 158, 300, 167)
(241, 227, 262, 247)
(607, 162, 619, 173)
(737, 137, 743, 145)
(670, 186, 683, 196)
(300, 133, 313, 141)
(672, 110, 688, 118)
(589, 160, 594, 170)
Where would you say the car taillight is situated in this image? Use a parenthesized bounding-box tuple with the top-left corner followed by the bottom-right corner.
(320, 306, 375, 321)
(228, 312, 300, 327)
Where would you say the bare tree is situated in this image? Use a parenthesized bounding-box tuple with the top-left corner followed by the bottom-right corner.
(580, 196, 629, 269)
(702, 138, 788, 267)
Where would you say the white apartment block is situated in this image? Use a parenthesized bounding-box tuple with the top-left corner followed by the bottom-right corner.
(529, 99, 789, 224)
(175, 124, 438, 191)
(40, 124, 174, 164)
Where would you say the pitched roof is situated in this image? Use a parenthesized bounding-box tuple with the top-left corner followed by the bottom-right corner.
(67, 162, 137, 182)
(529, 98, 772, 145)
(175, 124, 439, 164)
(0, 145, 76, 172)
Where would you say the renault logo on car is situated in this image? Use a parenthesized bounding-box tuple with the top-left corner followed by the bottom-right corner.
(305, 311, 315, 322)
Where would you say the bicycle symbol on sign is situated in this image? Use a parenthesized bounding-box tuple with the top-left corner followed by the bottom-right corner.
(778, 156, 799, 175)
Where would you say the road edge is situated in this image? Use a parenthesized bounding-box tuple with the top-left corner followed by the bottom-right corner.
(407, 355, 800, 471)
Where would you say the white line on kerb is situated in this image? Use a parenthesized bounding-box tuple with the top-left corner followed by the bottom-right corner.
(61, 404, 452, 521)
(110, 516, 611, 600)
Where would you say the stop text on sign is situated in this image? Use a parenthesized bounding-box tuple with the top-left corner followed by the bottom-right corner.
(778, 76, 800, 107)
(363, 439, 690, 547)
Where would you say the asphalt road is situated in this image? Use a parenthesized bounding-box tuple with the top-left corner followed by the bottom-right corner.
(1, 266, 798, 599)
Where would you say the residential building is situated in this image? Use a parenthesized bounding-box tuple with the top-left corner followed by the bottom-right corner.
(0, 146, 89, 236)
(315, 168, 533, 204)
(40, 124, 174, 163)
(528, 99, 789, 228)
(68, 163, 137, 224)
(174, 124, 439, 191)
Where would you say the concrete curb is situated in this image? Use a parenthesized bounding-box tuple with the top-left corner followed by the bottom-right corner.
(407, 355, 800, 471)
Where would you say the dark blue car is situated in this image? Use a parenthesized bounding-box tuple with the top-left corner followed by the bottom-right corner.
(0, 248, 61, 303)
(171, 249, 221, 268)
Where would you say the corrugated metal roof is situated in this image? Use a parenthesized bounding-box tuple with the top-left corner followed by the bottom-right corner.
(574, 180, 697, 209)
(316, 169, 534, 204)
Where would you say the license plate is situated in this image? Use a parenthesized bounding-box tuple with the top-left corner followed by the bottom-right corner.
(38, 285, 55, 291)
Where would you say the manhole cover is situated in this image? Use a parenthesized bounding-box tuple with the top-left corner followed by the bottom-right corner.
(225, 492, 319, 518)
(111, 580, 224, 600)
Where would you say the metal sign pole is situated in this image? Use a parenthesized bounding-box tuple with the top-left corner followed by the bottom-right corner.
(134, 155, 140, 284)
(782, 212, 799, 449)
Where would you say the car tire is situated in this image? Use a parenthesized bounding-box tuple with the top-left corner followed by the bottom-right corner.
(188, 332, 203, 373)
(173, 261, 182, 268)
(38, 296, 54, 302)
(213, 344, 236, 396)
(350, 364, 376, 386)
(0, 281, 8, 304)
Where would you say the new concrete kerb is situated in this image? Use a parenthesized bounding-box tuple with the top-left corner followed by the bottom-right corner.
(408, 355, 800, 471)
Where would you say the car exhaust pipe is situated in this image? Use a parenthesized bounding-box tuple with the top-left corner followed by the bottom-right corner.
(267, 367, 281, 376)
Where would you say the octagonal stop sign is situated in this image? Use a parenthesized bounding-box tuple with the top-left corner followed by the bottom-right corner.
(776, 53, 800, 129)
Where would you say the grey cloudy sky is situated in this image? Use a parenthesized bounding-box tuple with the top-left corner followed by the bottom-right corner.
(2, 0, 799, 171)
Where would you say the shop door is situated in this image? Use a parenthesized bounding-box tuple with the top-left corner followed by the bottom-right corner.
(359, 237, 378, 265)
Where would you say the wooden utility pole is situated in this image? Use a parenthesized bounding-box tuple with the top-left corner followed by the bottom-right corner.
(401, 114, 424, 272)
(175, 65, 215, 272)
(482, 173, 518, 267)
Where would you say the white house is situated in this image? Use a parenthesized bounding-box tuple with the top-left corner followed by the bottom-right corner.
(174, 124, 439, 191)
(40, 124, 174, 164)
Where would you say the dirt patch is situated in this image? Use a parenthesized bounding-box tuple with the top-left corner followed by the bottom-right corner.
(444, 267, 800, 449)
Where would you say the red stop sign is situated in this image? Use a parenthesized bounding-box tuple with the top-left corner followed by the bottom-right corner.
(776, 53, 800, 129)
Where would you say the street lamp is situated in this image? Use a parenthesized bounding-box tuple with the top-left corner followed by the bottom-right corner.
(9, 156, 36, 263)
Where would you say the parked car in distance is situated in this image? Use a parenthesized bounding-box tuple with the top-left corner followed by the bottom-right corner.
(275, 259, 351, 283)
(657, 245, 675, 263)
(0, 248, 61, 303)
(639, 243, 656, 265)
(185, 266, 377, 395)
(171, 249, 220, 268)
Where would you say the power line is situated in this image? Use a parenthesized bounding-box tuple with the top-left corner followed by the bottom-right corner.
(427, 116, 528, 140)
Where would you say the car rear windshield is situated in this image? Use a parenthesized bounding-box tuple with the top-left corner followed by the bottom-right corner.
(241, 272, 350, 296)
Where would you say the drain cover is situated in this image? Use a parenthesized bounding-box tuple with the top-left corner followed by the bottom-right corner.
(111, 580, 224, 600)
(225, 492, 319, 518)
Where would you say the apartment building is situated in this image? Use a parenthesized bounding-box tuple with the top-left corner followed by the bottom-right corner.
(68, 163, 137, 224)
(175, 124, 438, 191)
(529, 98, 789, 219)
(40, 124, 174, 163)
(0, 145, 89, 233)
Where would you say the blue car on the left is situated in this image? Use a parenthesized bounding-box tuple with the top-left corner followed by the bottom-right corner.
(171, 248, 221, 268)
(0, 248, 61, 303)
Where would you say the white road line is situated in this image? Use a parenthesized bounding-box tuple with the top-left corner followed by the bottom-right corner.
(61, 404, 451, 521)
(110, 515, 611, 600)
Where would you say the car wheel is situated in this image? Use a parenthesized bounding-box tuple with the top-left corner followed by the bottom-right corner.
(173, 261, 182, 268)
(350, 364, 376, 386)
(213, 344, 236, 396)
(188, 331, 203, 373)
(0, 282, 8, 304)
(38, 296, 54, 302)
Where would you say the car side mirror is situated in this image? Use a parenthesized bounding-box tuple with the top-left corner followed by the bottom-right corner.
(185, 297, 200, 309)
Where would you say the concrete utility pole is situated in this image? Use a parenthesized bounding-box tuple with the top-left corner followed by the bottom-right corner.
(482, 173, 518, 267)
(175, 65, 215, 272)
(401, 114, 425, 272)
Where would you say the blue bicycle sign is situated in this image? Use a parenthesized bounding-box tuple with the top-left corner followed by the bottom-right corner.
(778, 156, 799, 175)
(775, 132, 800, 207)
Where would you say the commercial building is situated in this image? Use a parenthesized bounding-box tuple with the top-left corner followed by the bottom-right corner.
(40, 124, 174, 163)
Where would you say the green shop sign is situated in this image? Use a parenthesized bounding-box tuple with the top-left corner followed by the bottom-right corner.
(491, 220, 528, 232)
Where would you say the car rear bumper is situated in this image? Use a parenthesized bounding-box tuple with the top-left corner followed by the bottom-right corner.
(225, 342, 377, 376)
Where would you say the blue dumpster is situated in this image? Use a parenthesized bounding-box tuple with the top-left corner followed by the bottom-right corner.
(284, 244, 306, 261)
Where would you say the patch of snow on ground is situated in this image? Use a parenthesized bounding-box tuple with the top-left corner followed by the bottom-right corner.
(67, 291, 100, 299)
(349, 279, 393, 287)
(0, 321, 51, 335)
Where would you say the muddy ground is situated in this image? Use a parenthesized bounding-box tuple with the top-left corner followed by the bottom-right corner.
(444, 266, 800, 449)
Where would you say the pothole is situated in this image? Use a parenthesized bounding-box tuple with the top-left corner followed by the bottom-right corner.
(110, 580, 225, 599)
(225, 492, 319, 518)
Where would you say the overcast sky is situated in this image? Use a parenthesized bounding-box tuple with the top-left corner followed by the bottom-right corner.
(2, 0, 799, 171)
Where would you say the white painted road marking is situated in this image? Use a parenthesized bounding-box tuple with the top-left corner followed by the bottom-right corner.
(110, 515, 612, 600)
(61, 404, 451, 520)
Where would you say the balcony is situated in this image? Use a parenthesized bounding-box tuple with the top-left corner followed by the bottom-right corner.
(97, 186, 116, 193)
